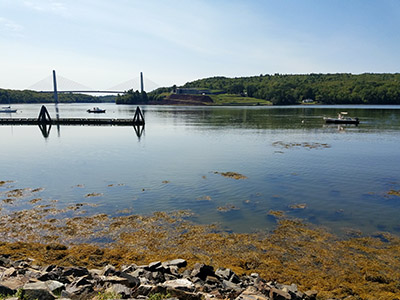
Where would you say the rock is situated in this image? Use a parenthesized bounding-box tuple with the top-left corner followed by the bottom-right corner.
(146, 261, 162, 271)
(100, 275, 131, 287)
(222, 279, 242, 293)
(165, 287, 203, 300)
(162, 278, 195, 292)
(0, 284, 15, 297)
(269, 286, 291, 300)
(162, 259, 187, 269)
(37, 266, 65, 282)
(121, 263, 138, 273)
(66, 277, 94, 296)
(3, 267, 17, 277)
(106, 283, 132, 298)
(102, 264, 117, 276)
(304, 289, 318, 300)
(191, 263, 215, 281)
(235, 293, 270, 300)
(215, 267, 232, 280)
(0, 277, 26, 290)
(132, 284, 153, 297)
(0, 256, 11, 267)
(62, 266, 89, 278)
(116, 271, 141, 288)
(205, 275, 220, 285)
(44, 280, 65, 294)
(22, 282, 56, 300)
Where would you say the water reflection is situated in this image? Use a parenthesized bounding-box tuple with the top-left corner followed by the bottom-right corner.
(37, 123, 145, 140)
(38, 123, 51, 138)
(133, 124, 144, 139)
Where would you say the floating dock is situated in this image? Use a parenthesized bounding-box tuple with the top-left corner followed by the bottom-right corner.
(0, 105, 145, 126)
(0, 117, 141, 126)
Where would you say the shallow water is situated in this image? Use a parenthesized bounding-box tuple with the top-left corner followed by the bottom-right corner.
(1, 103, 400, 235)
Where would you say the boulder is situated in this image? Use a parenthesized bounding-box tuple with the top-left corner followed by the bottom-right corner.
(106, 283, 132, 298)
(0, 284, 15, 297)
(190, 263, 215, 281)
(162, 278, 195, 292)
(22, 282, 56, 300)
(162, 259, 187, 269)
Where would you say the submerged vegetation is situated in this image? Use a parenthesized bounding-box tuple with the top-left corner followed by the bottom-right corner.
(1, 182, 400, 299)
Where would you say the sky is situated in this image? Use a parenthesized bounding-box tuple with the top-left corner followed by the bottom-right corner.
(0, 0, 400, 91)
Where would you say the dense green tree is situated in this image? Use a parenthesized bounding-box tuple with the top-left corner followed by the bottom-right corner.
(183, 73, 400, 105)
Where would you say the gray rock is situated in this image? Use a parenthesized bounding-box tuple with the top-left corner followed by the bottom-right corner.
(106, 283, 132, 298)
(0, 284, 15, 297)
(121, 264, 138, 273)
(100, 275, 131, 287)
(116, 271, 141, 288)
(3, 267, 17, 277)
(304, 289, 318, 300)
(190, 263, 215, 281)
(162, 259, 187, 269)
(62, 266, 89, 278)
(215, 267, 233, 281)
(269, 287, 291, 300)
(45, 280, 65, 294)
(222, 279, 242, 292)
(0, 255, 11, 267)
(205, 275, 220, 285)
(22, 282, 56, 300)
(162, 278, 195, 292)
(235, 293, 270, 300)
(102, 264, 116, 276)
(146, 261, 162, 271)
(165, 287, 203, 300)
(132, 284, 153, 297)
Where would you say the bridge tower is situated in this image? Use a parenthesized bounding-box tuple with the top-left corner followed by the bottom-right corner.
(140, 72, 144, 93)
(52, 70, 58, 104)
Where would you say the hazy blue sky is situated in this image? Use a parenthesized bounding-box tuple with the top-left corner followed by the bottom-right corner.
(1, 0, 399, 91)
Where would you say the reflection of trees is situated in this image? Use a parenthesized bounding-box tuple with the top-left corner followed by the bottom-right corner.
(154, 107, 400, 130)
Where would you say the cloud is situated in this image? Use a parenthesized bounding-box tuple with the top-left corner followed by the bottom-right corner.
(0, 17, 24, 38)
(23, 0, 67, 14)
(0, 17, 23, 32)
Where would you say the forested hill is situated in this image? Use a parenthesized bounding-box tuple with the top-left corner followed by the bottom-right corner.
(183, 73, 400, 105)
(0, 88, 115, 104)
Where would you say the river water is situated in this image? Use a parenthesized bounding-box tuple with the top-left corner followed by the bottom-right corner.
(1, 103, 400, 235)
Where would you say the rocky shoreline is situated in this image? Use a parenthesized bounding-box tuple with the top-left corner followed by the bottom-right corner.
(0, 256, 318, 300)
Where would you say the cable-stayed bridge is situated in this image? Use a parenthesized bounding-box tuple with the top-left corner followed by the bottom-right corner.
(28, 71, 159, 94)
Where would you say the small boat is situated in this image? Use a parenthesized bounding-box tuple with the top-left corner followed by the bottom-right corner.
(0, 106, 17, 113)
(324, 112, 359, 124)
(87, 107, 106, 113)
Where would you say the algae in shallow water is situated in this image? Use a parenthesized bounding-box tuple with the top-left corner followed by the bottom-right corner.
(1, 184, 400, 299)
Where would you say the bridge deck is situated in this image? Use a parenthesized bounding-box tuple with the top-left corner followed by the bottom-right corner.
(0, 118, 144, 126)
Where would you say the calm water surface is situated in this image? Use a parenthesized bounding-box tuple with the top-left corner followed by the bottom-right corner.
(1, 103, 400, 235)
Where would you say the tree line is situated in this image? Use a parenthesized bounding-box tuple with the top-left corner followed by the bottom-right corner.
(0, 88, 113, 104)
(183, 73, 400, 105)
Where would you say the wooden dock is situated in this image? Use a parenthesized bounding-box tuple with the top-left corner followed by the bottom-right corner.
(0, 105, 145, 126)
(0, 117, 142, 126)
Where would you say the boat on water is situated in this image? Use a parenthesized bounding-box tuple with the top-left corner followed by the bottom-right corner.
(87, 107, 106, 113)
(0, 106, 17, 113)
(324, 112, 359, 124)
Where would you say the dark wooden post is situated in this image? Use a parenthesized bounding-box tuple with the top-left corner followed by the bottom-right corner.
(38, 105, 52, 123)
(133, 106, 145, 125)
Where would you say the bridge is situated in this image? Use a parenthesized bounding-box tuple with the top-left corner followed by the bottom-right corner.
(28, 70, 159, 95)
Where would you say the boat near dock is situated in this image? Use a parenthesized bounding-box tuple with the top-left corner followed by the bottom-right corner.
(0, 106, 17, 113)
(87, 107, 106, 113)
(324, 112, 359, 124)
